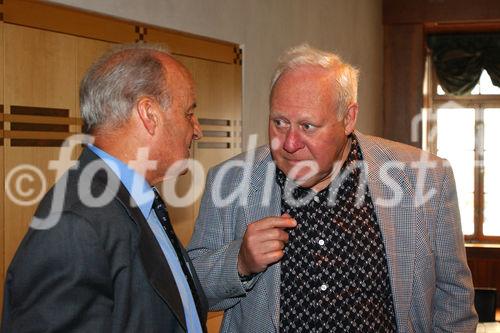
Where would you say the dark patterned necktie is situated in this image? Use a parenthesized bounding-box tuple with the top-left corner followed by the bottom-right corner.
(151, 187, 204, 323)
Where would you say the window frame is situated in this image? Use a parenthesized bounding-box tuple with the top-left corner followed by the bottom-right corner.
(426, 57, 500, 243)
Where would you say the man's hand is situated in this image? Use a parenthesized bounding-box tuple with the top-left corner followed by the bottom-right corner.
(237, 214, 297, 276)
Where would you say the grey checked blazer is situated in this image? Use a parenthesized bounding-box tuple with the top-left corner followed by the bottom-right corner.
(188, 132, 477, 333)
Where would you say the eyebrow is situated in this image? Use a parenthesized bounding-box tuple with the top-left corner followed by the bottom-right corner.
(269, 111, 318, 124)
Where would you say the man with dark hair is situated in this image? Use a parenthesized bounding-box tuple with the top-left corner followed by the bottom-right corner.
(2, 44, 207, 332)
(188, 44, 477, 332)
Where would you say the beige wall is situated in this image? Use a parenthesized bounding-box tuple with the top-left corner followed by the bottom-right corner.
(50, 0, 383, 146)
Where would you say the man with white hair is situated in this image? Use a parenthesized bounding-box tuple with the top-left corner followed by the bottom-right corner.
(188, 44, 477, 332)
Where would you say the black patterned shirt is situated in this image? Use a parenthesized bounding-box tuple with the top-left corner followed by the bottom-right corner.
(277, 135, 397, 332)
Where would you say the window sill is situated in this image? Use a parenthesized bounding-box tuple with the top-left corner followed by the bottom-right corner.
(465, 243, 500, 249)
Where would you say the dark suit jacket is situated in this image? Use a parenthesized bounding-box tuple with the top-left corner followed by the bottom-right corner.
(2, 148, 208, 332)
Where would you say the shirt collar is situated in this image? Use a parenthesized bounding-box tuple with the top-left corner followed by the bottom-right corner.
(87, 144, 154, 219)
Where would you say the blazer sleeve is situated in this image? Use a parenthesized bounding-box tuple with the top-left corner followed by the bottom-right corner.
(432, 165, 478, 332)
(2, 211, 113, 332)
(188, 168, 252, 311)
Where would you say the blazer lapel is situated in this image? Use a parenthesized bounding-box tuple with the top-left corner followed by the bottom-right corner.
(120, 186, 210, 332)
(118, 186, 187, 331)
(81, 148, 188, 331)
(246, 147, 282, 331)
(265, 190, 282, 332)
(180, 244, 209, 326)
(357, 132, 417, 331)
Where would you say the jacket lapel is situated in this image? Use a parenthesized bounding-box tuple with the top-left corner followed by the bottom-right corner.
(357, 132, 417, 331)
(119, 184, 210, 333)
(180, 243, 209, 326)
(80, 148, 189, 331)
(119, 187, 187, 331)
(246, 147, 282, 331)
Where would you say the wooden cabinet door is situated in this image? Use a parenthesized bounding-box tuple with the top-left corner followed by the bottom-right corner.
(3, 24, 77, 267)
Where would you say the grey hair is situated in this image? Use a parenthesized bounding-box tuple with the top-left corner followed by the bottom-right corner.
(80, 43, 171, 133)
(270, 44, 359, 120)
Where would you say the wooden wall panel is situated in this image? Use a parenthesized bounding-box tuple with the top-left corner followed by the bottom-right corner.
(383, 0, 500, 25)
(4, 24, 76, 109)
(383, 24, 425, 146)
(3, 24, 77, 267)
(177, 55, 242, 121)
(466, 246, 500, 311)
(0, 144, 4, 310)
(146, 28, 236, 64)
(4, 0, 137, 44)
(0, 22, 3, 107)
(4, 0, 236, 63)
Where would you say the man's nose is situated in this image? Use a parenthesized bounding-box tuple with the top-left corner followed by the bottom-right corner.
(283, 128, 304, 153)
(192, 115, 203, 140)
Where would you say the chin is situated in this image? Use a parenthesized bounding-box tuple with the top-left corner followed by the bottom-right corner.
(282, 162, 318, 179)
(293, 177, 316, 188)
(281, 171, 311, 186)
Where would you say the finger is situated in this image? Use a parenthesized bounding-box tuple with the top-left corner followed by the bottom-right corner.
(258, 240, 286, 253)
(251, 228, 289, 243)
(244, 232, 287, 253)
(264, 250, 285, 264)
(252, 216, 297, 231)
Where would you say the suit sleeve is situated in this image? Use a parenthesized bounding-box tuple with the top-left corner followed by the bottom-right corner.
(2, 212, 113, 332)
(432, 165, 478, 332)
(188, 168, 253, 311)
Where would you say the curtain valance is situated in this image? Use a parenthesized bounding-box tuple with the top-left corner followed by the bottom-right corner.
(427, 33, 500, 95)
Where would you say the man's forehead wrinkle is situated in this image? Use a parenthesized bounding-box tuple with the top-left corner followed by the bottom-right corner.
(280, 65, 336, 82)
(271, 97, 325, 111)
(274, 68, 334, 94)
(271, 80, 333, 113)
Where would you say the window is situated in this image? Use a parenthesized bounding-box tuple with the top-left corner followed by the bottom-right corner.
(426, 67, 500, 241)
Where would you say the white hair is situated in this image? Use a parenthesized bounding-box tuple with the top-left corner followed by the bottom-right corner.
(270, 44, 359, 119)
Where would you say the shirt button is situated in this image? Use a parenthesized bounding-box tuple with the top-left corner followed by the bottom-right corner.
(318, 239, 325, 246)
(320, 284, 328, 291)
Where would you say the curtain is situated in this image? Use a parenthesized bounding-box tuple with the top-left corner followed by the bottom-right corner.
(427, 33, 500, 95)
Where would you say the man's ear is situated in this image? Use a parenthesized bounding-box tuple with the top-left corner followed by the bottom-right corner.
(343, 103, 358, 135)
(136, 97, 159, 135)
